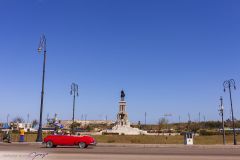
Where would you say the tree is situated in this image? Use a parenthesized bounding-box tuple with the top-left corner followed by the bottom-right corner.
(189, 122, 200, 133)
(12, 117, 25, 123)
(70, 122, 81, 134)
(32, 119, 38, 128)
(158, 118, 169, 134)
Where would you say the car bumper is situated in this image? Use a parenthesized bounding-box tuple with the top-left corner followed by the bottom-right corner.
(89, 141, 97, 146)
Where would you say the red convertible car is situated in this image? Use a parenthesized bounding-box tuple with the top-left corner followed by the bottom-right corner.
(43, 135, 96, 148)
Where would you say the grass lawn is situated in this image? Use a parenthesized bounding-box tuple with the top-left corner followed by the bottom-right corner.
(93, 135, 240, 145)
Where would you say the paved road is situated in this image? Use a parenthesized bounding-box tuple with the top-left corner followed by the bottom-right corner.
(0, 143, 240, 160)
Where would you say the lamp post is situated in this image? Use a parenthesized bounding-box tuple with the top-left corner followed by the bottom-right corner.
(223, 79, 237, 145)
(27, 113, 30, 123)
(219, 96, 226, 145)
(36, 34, 47, 142)
(84, 114, 87, 126)
(70, 83, 78, 123)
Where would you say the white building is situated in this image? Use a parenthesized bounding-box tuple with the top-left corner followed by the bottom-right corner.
(11, 122, 37, 132)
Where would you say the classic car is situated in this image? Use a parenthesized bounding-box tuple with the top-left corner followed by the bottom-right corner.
(43, 135, 96, 148)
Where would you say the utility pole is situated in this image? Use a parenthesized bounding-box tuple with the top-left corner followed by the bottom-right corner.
(219, 96, 226, 145)
(27, 113, 30, 123)
(198, 112, 201, 123)
(188, 113, 191, 122)
(178, 115, 181, 130)
(145, 112, 147, 126)
(223, 79, 237, 145)
(36, 34, 47, 142)
(47, 113, 49, 122)
(70, 83, 79, 123)
(84, 114, 87, 126)
(105, 115, 108, 125)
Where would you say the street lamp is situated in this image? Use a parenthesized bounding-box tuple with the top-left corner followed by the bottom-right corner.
(70, 83, 79, 123)
(36, 34, 47, 142)
(223, 79, 237, 145)
(218, 96, 226, 145)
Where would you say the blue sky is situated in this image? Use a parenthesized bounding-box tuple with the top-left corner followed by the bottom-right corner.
(0, 0, 240, 124)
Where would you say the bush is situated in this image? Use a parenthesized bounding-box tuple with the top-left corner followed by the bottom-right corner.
(199, 129, 220, 136)
(130, 138, 140, 143)
(107, 139, 116, 143)
(102, 132, 119, 135)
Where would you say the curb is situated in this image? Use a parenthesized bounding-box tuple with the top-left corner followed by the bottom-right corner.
(1, 142, 240, 148)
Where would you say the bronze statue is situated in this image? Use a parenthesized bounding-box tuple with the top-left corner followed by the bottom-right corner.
(121, 90, 125, 101)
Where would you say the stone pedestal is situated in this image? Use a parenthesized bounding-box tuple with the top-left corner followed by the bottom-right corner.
(116, 101, 130, 127)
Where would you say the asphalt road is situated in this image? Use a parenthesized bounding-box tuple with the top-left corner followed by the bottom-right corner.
(0, 143, 240, 160)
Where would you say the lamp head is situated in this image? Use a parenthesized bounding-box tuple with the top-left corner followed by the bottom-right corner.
(38, 47, 42, 53)
(219, 103, 224, 110)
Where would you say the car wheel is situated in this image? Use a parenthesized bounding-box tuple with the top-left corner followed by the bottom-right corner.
(78, 142, 86, 149)
(46, 141, 54, 148)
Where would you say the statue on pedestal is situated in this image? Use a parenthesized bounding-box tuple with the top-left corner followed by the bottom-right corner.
(121, 90, 125, 101)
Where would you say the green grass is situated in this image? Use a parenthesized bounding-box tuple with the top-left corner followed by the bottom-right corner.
(92, 135, 183, 144)
(93, 135, 240, 145)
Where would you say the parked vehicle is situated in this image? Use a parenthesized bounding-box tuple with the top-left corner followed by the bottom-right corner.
(43, 135, 96, 148)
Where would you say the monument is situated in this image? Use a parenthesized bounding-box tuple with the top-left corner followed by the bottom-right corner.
(104, 90, 147, 135)
(115, 90, 130, 127)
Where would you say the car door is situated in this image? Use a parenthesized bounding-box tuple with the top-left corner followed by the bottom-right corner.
(52, 135, 63, 145)
(61, 135, 75, 145)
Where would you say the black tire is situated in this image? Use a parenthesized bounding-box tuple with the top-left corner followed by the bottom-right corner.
(78, 142, 86, 149)
(46, 141, 54, 148)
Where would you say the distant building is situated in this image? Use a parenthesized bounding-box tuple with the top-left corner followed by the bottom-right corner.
(10, 122, 36, 132)
(61, 120, 114, 129)
(0, 123, 10, 130)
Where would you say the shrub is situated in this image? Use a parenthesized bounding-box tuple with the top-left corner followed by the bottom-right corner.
(107, 139, 116, 143)
(199, 129, 220, 136)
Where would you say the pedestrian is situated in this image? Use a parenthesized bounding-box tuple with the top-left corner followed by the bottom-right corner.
(7, 130, 12, 143)
(3, 131, 8, 142)
(19, 128, 25, 142)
